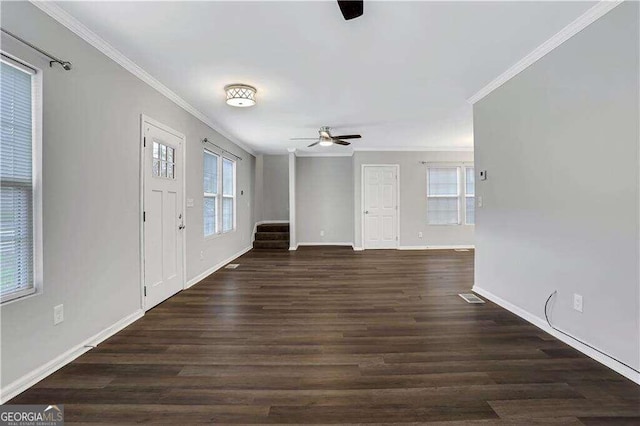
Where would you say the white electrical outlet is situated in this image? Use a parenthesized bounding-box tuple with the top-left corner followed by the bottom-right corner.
(320, 230, 325, 237)
(477, 196, 483, 207)
(418, 232, 423, 238)
(200, 250, 204, 261)
(54, 304, 64, 325)
(573, 294, 583, 313)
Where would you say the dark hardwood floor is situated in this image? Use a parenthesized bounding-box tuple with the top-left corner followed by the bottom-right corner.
(9, 247, 640, 424)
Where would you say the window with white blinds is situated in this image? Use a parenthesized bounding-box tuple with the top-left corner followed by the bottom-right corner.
(426, 164, 474, 226)
(203, 149, 236, 237)
(1, 57, 40, 303)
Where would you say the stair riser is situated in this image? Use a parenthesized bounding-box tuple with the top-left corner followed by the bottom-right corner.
(257, 224, 290, 233)
(255, 232, 289, 241)
(253, 241, 289, 250)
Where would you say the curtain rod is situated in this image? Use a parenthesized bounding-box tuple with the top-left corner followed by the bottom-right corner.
(202, 138, 242, 161)
(1, 28, 72, 71)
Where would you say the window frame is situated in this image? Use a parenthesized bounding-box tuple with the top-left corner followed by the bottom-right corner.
(203, 150, 237, 238)
(1, 53, 43, 305)
(425, 162, 474, 227)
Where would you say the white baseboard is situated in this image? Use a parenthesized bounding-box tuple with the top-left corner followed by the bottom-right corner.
(186, 245, 252, 289)
(353, 246, 364, 251)
(296, 242, 354, 247)
(0, 309, 144, 404)
(398, 245, 475, 250)
(472, 286, 640, 385)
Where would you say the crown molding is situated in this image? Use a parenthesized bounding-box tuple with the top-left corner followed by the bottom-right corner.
(467, 0, 623, 105)
(353, 146, 474, 152)
(30, 1, 256, 156)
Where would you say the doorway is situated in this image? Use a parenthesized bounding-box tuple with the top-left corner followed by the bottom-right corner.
(141, 115, 186, 310)
(362, 165, 399, 249)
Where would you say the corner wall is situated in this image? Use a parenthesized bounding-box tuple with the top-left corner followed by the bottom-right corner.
(474, 2, 639, 377)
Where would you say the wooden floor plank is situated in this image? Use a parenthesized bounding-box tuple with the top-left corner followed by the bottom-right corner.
(7, 247, 639, 423)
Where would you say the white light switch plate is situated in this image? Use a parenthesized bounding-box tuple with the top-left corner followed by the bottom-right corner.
(186, 198, 194, 208)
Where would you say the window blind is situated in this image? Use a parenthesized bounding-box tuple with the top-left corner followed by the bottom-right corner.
(1, 59, 35, 302)
(203, 150, 218, 236)
(427, 167, 460, 225)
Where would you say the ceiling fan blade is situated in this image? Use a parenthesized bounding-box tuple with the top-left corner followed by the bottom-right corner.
(334, 140, 351, 146)
(332, 134, 361, 139)
(337, 0, 363, 21)
(290, 138, 320, 140)
(307, 141, 320, 147)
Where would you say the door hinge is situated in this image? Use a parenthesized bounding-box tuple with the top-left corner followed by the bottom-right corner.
(144, 286, 147, 297)
(143, 211, 146, 222)
(143, 136, 146, 147)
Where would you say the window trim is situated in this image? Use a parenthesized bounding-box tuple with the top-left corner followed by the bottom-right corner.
(1, 53, 43, 305)
(425, 162, 474, 227)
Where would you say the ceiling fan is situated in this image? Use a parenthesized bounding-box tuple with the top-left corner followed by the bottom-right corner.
(337, 1, 364, 21)
(290, 126, 362, 148)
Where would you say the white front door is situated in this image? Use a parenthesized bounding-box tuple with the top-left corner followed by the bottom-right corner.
(143, 118, 185, 310)
(363, 165, 399, 249)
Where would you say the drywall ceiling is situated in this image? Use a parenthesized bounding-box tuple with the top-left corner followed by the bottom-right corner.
(55, 1, 595, 154)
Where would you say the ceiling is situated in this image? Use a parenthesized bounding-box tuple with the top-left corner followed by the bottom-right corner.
(56, 1, 595, 155)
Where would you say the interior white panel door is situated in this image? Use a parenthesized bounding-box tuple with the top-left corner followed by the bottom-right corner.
(143, 120, 184, 310)
(363, 166, 398, 249)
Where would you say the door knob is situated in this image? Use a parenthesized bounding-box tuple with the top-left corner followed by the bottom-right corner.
(364, 210, 369, 214)
(179, 224, 185, 230)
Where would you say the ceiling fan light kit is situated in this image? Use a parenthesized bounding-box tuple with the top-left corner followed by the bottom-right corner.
(290, 126, 362, 148)
(224, 84, 257, 107)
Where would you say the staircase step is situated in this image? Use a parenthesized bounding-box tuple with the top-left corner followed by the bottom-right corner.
(257, 223, 290, 233)
(253, 240, 289, 250)
(255, 232, 290, 241)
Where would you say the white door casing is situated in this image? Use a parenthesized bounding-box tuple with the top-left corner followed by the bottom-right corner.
(362, 165, 399, 249)
(142, 116, 186, 310)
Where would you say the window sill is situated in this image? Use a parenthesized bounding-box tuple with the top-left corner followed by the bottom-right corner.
(204, 228, 237, 241)
(1, 288, 40, 306)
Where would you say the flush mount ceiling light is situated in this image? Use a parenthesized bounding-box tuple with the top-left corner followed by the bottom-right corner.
(224, 84, 257, 107)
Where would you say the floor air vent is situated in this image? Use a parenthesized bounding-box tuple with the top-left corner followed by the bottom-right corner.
(225, 264, 240, 269)
(459, 293, 485, 304)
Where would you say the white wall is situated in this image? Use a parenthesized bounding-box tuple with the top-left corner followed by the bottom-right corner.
(260, 155, 289, 221)
(296, 157, 354, 244)
(353, 151, 474, 248)
(0, 2, 255, 391)
(474, 2, 639, 375)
